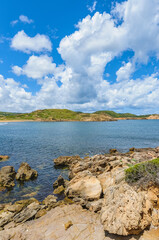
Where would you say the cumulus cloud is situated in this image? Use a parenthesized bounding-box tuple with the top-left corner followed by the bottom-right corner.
(7, 0, 159, 113)
(116, 62, 134, 82)
(12, 55, 56, 79)
(11, 30, 52, 53)
(0, 75, 33, 112)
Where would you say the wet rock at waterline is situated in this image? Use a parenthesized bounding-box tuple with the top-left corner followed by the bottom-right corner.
(0, 166, 16, 189)
(0, 155, 9, 162)
(16, 162, 38, 181)
(53, 155, 81, 167)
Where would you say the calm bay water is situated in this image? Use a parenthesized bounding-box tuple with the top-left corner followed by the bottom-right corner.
(0, 120, 159, 203)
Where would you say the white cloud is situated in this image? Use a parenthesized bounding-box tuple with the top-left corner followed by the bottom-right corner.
(97, 73, 159, 110)
(11, 20, 18, 26)
(19, 15, 33, 24)
(11, 30, 52, 53)
(11, 15, 33, 26)
(0, 75, 33, 112)
(7, 0, 159, 113)
(112, 0, 159, 62)
(116, 62, 134, 82)
(12, 55, 56, 79)
(87, 1, 97, 13)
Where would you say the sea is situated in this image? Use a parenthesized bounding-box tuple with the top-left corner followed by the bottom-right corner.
(0, 120, 159, 203)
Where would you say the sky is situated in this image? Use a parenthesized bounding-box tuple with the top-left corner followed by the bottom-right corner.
(0, 0, 159, 114)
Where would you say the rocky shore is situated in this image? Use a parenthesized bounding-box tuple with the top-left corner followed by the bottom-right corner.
(1, 147, 159, 239)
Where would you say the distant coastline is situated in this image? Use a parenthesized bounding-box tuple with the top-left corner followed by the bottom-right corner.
(0, 108, 159, 122)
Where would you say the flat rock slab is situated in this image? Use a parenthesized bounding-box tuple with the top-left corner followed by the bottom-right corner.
(0, 204, 106, 240)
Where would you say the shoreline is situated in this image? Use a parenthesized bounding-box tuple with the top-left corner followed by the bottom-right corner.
(0, 118, 159, 123)
(1, 146, 159, 239)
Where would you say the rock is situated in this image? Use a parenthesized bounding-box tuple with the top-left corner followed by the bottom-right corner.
(129, 147, 135, 152)
(0, 198, 40, 229)
(53, 185, 65, 194)
(13, 202, 40, 223)
(65, 220, 73, 230)
(86, 199, 103, 212)
(140, 228, 159, 240)
(66, 171, 102, 200)
(53, 155, 81, 167)
(109, 149, 118, 154)
(53, 175, 66, 188)
(16, 162, 38, 181)
(22, 191, 37, 198)
(4, 204, 23, 213)
(35, 209, 47, 219)
(4, 221, 16, 230)
(62, 196, 74, 205)
(14, 198, 39, 207)
(0, 211, 15, 227)
(101, 183, 152, 236)
(0, 155, 9, 162)
(42, 195, 57, 210)
(0, 204, 6, 211)
(0, 204, 106, 240)
(0, 166, 16, 189)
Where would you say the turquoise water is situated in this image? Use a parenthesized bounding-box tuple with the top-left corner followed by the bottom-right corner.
(0, 120, 159, 203)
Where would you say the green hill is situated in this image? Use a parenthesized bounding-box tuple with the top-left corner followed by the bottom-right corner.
(0, 109, 151, 121)
(94, 110, 149, 118)
(0, 112, 20, 117)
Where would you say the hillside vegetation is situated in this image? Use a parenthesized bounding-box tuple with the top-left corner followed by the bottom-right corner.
(0, 109, 156, 121)
(0, 109, 114, 121)
(94, 110, 149, 118)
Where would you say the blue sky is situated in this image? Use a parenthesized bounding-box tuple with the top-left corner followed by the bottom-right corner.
(0, 0, 159, 114)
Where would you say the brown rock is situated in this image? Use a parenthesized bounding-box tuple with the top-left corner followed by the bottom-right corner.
(13, 202, 40, 223)
(53, 175, 66, 188)
(16, 162, 38, 181)
(101, 183, 152, 236)
(53, 155, 81, 166)
(53, 185, 65, 195)
(65, 220, 73, 230)
(0, 166, 16, 189)
(140, 228, 159, 240)
(0, 155, 9, 162)
(129, 147, 135, 152)
(0, 204, 106, 240)
(66, 171, 102, 200)
(109, 149, 118, 154)
(42, 195, 57, 210)
(35, 209, 47, 219)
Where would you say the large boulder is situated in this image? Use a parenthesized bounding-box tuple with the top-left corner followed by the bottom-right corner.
(0, 166, 16, 189)
(16, 162, 38, 181)
(66, 171, 102, 200)
(101, 183, 153, 236)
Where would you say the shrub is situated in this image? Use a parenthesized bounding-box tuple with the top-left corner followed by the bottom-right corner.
(125, 158, 159, 187)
